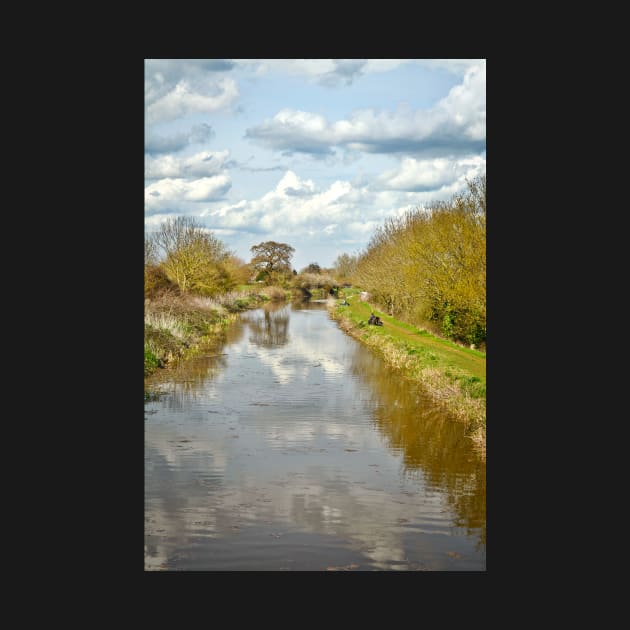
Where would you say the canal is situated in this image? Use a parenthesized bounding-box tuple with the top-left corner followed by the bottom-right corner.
(144, 300, 486, 571)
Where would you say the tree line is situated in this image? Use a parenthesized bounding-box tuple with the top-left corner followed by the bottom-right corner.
(145, 218, 319, 298)
(333, 175, 486, 347)
(145, 174, 485, 348)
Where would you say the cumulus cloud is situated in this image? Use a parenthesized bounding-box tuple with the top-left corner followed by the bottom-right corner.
(246, 110, 334, 156)
(199, 169, 472, 240)
(144, 166, 483, 268)
(145, 123, 214, 155)
(245, 61, 485, 157)
(145, 175, 232, 213)
(145, 59, 236, 109)
(145, 150, 230, 179)
(373, 155, 486, 192)
(146, 76, 239, 124)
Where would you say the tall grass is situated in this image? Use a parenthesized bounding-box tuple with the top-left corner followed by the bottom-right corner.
(144, 284, 281, 378)
(144, 311, 187, 339)
(260, 285, 287, 301)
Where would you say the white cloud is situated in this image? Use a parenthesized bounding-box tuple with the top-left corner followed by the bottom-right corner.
(245, 61, 485, 156)
(201, 169, 476, 239)
(435, 61, 486, 140)
(374, 155, 486, 192)
(145, 123, 214, 155)
(146, 77, 239, 124)
(145, 150, 230, 179)
(233, 59, 478, 83)
(144, 212, 182, 228)
(145, 175, 232, 212)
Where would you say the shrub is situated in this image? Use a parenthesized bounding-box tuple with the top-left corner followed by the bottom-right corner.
(145, 264, 179, 298)
(262, 286, 286, 301)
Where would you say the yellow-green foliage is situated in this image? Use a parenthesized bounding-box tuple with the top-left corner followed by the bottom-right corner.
(149, 216, 236, 296)
(225, 255, 252, 286)
(352, 175, 486, 346)
(332, 253, 358, 282)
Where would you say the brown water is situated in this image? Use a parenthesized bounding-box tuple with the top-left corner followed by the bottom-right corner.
(144, 300, 486, 571)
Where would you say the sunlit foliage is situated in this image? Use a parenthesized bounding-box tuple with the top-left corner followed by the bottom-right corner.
(250, 241, 295, 286)
(352, 175, 486, 347)
(150, 216, 235, 296)
(332, 253, 359, 282)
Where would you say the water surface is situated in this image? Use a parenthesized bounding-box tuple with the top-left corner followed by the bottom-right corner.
(144, 301, 486, 571)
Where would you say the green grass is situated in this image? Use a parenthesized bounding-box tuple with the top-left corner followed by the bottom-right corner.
(330, 290, 486, 452)
(144, 347, 161, 376)
(336, 296, 485, 379)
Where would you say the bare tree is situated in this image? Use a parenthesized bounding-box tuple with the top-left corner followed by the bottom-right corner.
(144, 233, 157, 267)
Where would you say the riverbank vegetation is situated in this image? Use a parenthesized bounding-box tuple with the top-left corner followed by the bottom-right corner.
(145, 176, 485, 454)
(145, 219, 294, 378)
(328, 288, 485, 453)
(333, 176, 485, 350)
(144, 288, 275, 377)
(328, 175, 486, 452)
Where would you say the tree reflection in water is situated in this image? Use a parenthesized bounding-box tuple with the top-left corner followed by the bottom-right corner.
(247, 303, 290, 348)
(349, 349, 486, 550)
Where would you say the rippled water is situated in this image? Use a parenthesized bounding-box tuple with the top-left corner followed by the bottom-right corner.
(144, 300, 486, 571)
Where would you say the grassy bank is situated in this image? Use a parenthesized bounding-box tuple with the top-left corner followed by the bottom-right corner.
(329, 288, 486, 454)
(144, 286, 287, 378)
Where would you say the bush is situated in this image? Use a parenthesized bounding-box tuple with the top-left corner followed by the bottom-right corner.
(145, 265, 179, 298)
(262, 286, 286, 300)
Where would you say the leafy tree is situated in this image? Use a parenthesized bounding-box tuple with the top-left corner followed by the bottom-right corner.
(351, 175, 486, 346)
(250, 241, 295, 284)
(225, 255, 252, 286)
(333, 253, 358, 282)
(301, 262, 321, 274)
(152, 216, 234, 295)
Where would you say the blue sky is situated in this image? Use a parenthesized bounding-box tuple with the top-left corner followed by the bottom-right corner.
(145, 59, 486, 271)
